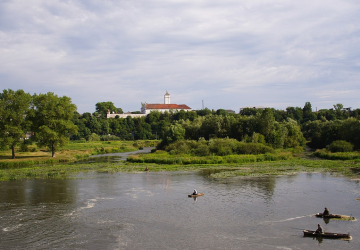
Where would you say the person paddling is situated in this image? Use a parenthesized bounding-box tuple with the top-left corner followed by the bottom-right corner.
(323, 207, 330, 216)
(192, 189, 198, 195)
(315, 224, 324, 235)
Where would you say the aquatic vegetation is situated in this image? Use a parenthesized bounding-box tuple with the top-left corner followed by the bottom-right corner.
(127, 151, 293, 165)
(1, 140, 360, 181)
(314, 149, 360, 160)
(1, 156, 360, 181)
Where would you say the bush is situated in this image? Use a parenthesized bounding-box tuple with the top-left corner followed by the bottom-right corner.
(101, 135, 120, 141)
(19, 140, 34, 152)
(87, 133, 100, 141)
(162, 138, 275, 156)
(313, 149, 360, 160)
(193, 144, 210, 156)
(235, 142, 274, 155)
(326, 140, 353, 152)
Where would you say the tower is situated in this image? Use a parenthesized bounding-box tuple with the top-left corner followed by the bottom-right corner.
(164, 91, 170, 104)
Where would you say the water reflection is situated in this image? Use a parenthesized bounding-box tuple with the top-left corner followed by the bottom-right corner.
(0, 179, 76, 206)
(200, 169, 277, 201)
(323, 217, 330, 224)
(76, 147, 155, 164)
(1, 172, 359, 250)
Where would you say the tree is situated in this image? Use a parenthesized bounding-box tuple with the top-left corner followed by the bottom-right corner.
(282, 118, 306, 148)
(0, 89, 32, 158)
(196, 108, 212, 116)
(165, 123, 185, 144)
(29, 92, 78, 157)
(286, 107, 303, 123)
(258, 108, 275, 140)
(216, 109, 227, 116)
(302, 102, 316, 123)
(333, 103, 349, 119)
(95, 101, 117, 118)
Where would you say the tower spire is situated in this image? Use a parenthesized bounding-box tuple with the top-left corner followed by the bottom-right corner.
(164, 91, 170, 104)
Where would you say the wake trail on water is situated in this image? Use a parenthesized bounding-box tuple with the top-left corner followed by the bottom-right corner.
(262, 215, 310, 224)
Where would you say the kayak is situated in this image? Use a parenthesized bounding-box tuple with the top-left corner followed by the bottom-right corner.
(303, 230, 350, 239)
(315, 213, 356, 219)
(315, 213, 342, 218)
(188, 193, 204, 197)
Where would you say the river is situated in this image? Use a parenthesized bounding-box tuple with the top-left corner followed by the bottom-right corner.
(1, 168, 359, 249)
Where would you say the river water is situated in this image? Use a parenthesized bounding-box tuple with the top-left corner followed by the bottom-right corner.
(1, 170, 359, 249)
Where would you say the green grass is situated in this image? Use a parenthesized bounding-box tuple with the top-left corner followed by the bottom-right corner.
(2, 156, 359, 181)
(127, 150, 294, 164)
(314, 149, 360, 160)
(1, 142, 360, 181)
(0, 140, 159, 167)
(1, 157, 360, 182)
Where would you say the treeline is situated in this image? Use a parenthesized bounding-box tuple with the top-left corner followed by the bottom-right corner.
(73, 101, 360, 152)
(2, 88, 360, 160)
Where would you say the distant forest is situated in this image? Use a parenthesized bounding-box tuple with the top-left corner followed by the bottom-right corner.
(74, 101, 360, 150)
(1, 89, 360, 157)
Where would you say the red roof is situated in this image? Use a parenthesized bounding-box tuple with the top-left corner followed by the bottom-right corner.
(145, 104, 191, 110)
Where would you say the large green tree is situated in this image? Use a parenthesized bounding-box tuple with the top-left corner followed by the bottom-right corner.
(0, 89, 32, 158)
(30, 92, 78, 157)
(95, 102, 122, 118)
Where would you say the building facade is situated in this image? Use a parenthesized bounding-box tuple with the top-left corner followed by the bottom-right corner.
(107, 91, 192, 118)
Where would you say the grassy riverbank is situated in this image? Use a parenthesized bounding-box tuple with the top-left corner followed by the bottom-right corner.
(0, 140, 159, 167)
(1, 155, 360, 181)
(1, 141, 360, 181)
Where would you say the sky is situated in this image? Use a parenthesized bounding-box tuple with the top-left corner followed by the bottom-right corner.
(1, 0, 360, 114)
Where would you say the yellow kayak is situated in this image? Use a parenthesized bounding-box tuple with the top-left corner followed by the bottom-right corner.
(188, 193, 204, 197)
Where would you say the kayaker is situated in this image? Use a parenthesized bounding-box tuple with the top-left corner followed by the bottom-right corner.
(192, 189, 198, 195)
(323, 207, 330, 216)
(315, 224, 324, 235)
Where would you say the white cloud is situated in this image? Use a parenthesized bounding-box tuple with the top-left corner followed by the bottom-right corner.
(0, 0, 360, 112)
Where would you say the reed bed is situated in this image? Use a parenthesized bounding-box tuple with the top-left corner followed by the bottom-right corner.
(1, 157, 360, 181)
(313, 149, 360, 160)
(127, 151, 293, 165)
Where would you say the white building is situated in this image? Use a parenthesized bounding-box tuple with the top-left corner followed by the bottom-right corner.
(107, 91, 192, 118)
(141, 91, 191, 115)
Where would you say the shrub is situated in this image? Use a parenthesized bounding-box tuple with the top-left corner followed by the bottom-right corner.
(193, 144, 210, 156)
(326, 140, 353, 152)
(235, 142, 274, 155)
(87, 133, 100, 142)
(19, 139, 34, 152)
(101, 135, 120, 141)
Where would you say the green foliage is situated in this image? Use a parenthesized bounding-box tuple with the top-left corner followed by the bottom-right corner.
(302, 102, 316, 123)
(29, 92, 78, 157)
(326, 140, 353, 153)
(0, 89, 32, 158)
(95, 101, 119, 118)
(101, 135, 120, 141)
(314, 149, 360, 160)
(196, 108, 213, 116)
(88, 133, 100, 141)
(127, 150, 292, 165)
(164, 123, 185, 144)
(4, 89, 358, 155)
(162, 138, 274, 156)
(304, 118, 360, 150)
(19, 139, 35, 152)
(282, 118, 306, 148)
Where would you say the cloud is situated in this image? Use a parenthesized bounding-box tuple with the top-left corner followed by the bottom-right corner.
(0, 0, 360, 113)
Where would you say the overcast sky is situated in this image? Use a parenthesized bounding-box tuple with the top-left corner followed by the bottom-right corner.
(1, 0, 359, 113)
